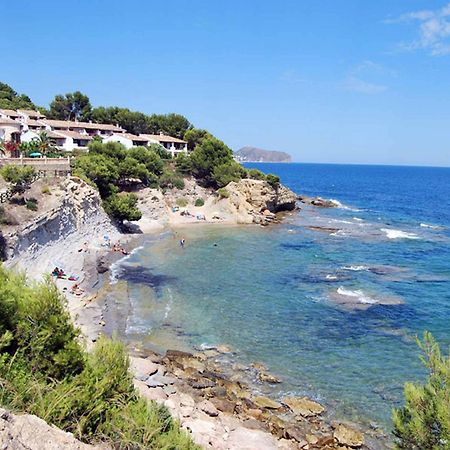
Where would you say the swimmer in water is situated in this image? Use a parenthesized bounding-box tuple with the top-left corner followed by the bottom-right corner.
(180, 238, 186, 248)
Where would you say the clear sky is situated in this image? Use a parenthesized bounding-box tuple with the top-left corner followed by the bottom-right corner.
(1, 0, 450, 166)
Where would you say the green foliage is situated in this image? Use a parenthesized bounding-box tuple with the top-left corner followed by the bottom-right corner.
(176, 198, 188, 207)
(213, 161, 246, 188)
(19, 140, 40, 156)
(184, 128, 211, 151)
(0, 266, 198, 449)
(175, 152, 193, 174)
(25, 198, 38, 211)
(194, 198, 205, 207)
(266, 173, 280, 188)
(159, 170, 185, 190)
(41, 185, 51, 195)
(128, 146, 164, 176)
(0, 82, 38, 110)
(217, 187, 230, 199)
(393, 332, 450, 450)
(49, 91, 92, 121)
(73, 153, 119, 198)
(246, 168, 266, 180)
(190, 137, 236, 187)
(0, 165, 35, 185)
(105, 193, 142, 222)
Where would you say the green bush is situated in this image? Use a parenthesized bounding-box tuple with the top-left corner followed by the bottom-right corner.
(0, 165, 35, 185)
(246, 168, 266, 180)
(213, 161, 246, 188)
(159, 170, 185, 190)
(41, 185, 51, 195)
(266, 173, 280, 188)
(175, 152, 192, 174)
(194, 198, 205, 207)
(176, 198, 188, 207)
(25, 198, 38, 211)
(0, 266, 198, 449)
(104, 193, 142, 222)
(190, 137, 236, 187)
(217, 187, 230, 199)
(392, 332, 450, 449)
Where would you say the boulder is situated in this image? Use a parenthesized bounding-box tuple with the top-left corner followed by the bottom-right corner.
(333, 424, 364, 447)
(282, 397, 325, 417)
(0, 408, 102, 450)
(227, 427, 279, 450)
(198, 399, 219, 417)
(257, 371, 281, 384)
(253, 396, 282, 410)
(129, 356, 159, 379)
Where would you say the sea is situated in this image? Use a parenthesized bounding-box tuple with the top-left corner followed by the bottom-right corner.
(104, 163, 450, 437)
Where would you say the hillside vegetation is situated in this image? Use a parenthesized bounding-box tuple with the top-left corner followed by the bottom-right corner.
(0, 265, 198, 449)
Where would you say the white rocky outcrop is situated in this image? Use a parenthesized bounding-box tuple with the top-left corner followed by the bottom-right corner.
(0, 408, 106, 450)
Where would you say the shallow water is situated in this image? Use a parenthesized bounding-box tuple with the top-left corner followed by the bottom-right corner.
(107, 163, 450, 431)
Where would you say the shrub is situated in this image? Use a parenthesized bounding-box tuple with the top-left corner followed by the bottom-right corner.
(266, 173, 280, 188)
(104, 193, 142, 222)
(41, 185, 51, 195)
(246, 168, 266, 180)
(25, 198, 38, 211)
(0, 233, 6, 261)
(213, 161, 246, 188)
(176, 198, 188, 207)
(217, 187, 230, 199)
(0, 266, 198, 449)
(194, 198, 205, 207)
(159, 170, 185, 190)
(0, 165, 35, 185)
(175, 152, 192, 174)
(392, 332, 450, 449)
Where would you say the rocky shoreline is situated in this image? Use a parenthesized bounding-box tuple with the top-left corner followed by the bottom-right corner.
(2, 176, 391, 449)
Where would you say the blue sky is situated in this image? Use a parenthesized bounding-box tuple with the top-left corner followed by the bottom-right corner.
(1, 0, 450, 166)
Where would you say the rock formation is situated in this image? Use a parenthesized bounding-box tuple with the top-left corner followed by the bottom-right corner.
(224, 179, 298, 225)
(0, 408, 105, 450)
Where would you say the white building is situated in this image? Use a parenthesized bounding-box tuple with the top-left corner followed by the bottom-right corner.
(103, 133, 149, 149)
(140, 133, 188, 157)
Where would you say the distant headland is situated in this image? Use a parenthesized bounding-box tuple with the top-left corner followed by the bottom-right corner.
(234, 146, 292, 163)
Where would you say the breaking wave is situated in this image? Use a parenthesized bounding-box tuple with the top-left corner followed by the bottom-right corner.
(381, 228, 420, 240)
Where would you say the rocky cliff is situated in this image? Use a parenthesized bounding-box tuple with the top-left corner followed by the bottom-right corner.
(224, 179, 298, 225)
(5, 177, 119, 278)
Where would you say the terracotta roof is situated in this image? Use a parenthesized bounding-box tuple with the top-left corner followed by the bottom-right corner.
(0, 109, 20, 117)
(40, 119, 125, 132)
(52, 130, 93, 140)
(17, 109, 46, 118)
(140, 133, 187, 144)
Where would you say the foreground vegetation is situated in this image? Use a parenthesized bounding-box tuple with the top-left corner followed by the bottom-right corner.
(0, 265, 198, 449)
(392, 332, 450, 449)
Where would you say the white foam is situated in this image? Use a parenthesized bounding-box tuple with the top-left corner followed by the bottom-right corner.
(420, 223, 443, 230)
(109, 245, 144, 284)
(353, 217, 363, 222)
(342, 265, 369, 271)
(381, 228, 420, 240)
(330, 199, 361, 212)
(336, 287, 377, 304)
(326, 274, 338, 280)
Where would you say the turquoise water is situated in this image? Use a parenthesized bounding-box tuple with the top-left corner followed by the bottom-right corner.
(108, 163, 450, 431)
